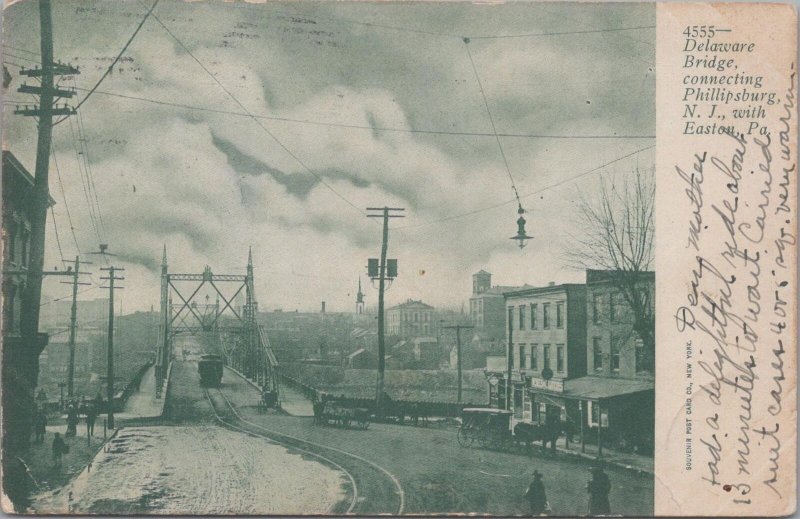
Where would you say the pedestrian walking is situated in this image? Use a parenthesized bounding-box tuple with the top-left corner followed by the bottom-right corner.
(34, 408, 48, 444)
(587, 463, 611, 515)
(86, 405, 97, 437)
(524, 470, 548, 516)
(52, 433, 67, 469)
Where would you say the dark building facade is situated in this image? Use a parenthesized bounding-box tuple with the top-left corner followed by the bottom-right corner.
(486, 271, 656, 456)
(2, 152, 54, 466)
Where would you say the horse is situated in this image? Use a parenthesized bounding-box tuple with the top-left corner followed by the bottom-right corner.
(513, 420, 564, 455)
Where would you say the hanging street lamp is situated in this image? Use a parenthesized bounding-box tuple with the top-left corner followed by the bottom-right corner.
(510, 204, 532, 249)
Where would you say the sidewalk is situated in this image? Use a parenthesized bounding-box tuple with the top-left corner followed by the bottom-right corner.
(553, 437, 653, 475)
(115, 365, 166, 421)
(20, 426, 109, 495)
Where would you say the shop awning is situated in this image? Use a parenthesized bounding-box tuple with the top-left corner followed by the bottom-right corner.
(562, 376, 654, 401)
(525, 375, 653, 402)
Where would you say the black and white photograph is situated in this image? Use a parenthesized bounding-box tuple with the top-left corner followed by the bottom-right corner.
(2, 0, 661, 515)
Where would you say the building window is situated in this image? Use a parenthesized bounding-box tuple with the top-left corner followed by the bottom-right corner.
(543, 344, 551, 370)
(542, 303, 550, 329)
(507, 306, 514, 332)
(519, 345, 526, 369)
(518, 305, 526, 330)
(635, 338, 645, 372)
(609, 293, 617, 322)
(592, 293, 600, 324)
(20, 229, 29, 266)
(7, 224, 16, 264)
(610, 335, 620, 372)
(593, 337, 603, 371)
(531, 344, 538, 370)
(556, 302, 564, 328)
(530, 303, 537, 329)
(556, 345, 564, 372)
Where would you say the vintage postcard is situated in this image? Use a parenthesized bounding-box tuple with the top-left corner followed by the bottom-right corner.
(0, 1, 796, 516)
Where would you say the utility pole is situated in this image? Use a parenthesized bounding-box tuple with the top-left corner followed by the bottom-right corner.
(506, 307, 513, 410)
(366, 207, 404, 415)
(9, 0, 79, 455)
(99, 266, 124, 429)
(442, 324, 473, 403)
(61, 256, 92, 398)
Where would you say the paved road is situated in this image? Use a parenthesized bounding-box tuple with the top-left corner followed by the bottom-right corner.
(220, 367, 654, 516)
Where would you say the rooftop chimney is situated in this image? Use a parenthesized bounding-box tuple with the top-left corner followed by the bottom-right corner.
(321, 301, 326, 314)
(548, 281, 555, 286)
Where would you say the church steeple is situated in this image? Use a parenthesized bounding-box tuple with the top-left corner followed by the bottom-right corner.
(356, 277, 365, 314)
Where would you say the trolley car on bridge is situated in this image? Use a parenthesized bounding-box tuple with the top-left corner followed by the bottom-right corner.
(198, 354, 224, 387)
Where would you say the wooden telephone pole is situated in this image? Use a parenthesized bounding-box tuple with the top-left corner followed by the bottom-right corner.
(99, 266, 124, 429)
(8, 0, 79, 454)
(366, 207, 404, 415)
(442, 324, 473, 403)
(61, 257, 91, 398)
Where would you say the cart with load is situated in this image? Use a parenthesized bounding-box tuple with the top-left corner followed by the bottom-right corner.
(457, 408, 513, 450)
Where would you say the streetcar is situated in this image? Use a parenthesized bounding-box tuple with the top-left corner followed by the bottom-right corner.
(198, 354, 224, 387)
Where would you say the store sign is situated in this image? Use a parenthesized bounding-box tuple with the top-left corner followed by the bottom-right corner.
(529, 377, 564, 393)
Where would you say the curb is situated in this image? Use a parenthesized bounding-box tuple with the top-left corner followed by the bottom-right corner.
(553, 445, 653, 476)
(158, 361, 173, 418)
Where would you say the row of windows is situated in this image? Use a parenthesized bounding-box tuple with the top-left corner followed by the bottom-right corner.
(512, 343, 565, 373)
(508, 301, 565, 331)
(389, 311, 432, 323)
(591, 290, 653, 324)
(591, 336, 647, 372)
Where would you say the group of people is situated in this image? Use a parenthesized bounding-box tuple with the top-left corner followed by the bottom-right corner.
(33, 394, 106, 470)
(524, 464, 612, 516)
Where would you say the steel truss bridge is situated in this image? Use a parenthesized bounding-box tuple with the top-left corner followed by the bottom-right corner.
(154, 247, 279, 398)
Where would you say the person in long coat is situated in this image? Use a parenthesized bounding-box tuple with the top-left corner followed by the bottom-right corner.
(525, 470, 548, 515)
(587, 464, 611, 515)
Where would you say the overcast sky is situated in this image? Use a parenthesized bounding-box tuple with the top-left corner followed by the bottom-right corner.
(3, 0, 655, 313)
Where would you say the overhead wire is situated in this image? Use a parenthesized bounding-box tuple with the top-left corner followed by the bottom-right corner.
(67, 116, 102, 242)
(69, 87, 655, 140)
(49, 205, 66, 266)
(463, 39, 522, 206)
(75, 102, 107, 236)
(392, 144, 654, 231)
(72, 0, 159, 114)
(50, 144, 81, 255)
(142, 2, 369, 217)
(467, 25, 655, 40)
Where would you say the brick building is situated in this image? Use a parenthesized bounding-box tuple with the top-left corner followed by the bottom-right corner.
(386, 299, 436, 338)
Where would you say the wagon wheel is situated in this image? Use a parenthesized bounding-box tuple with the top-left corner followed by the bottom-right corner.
(478, 429, 492, 449)
(457, 427, 474, 447)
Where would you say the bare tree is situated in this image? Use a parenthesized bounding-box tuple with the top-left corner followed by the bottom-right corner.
(567, 168, 655, 370)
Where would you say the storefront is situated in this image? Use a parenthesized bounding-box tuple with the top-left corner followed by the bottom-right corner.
(492, 374, 654, 455)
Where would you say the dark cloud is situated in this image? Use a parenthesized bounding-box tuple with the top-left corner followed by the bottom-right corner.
(212, 133, 370, 199)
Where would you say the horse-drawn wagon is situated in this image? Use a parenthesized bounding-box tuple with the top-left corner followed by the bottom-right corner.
(457, 408, 514, 450)
(457, 407, 565, 454)
(314, 400, 371, 430)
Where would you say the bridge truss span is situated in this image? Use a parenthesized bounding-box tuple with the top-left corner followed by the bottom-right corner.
(155, 246, 279, 398)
